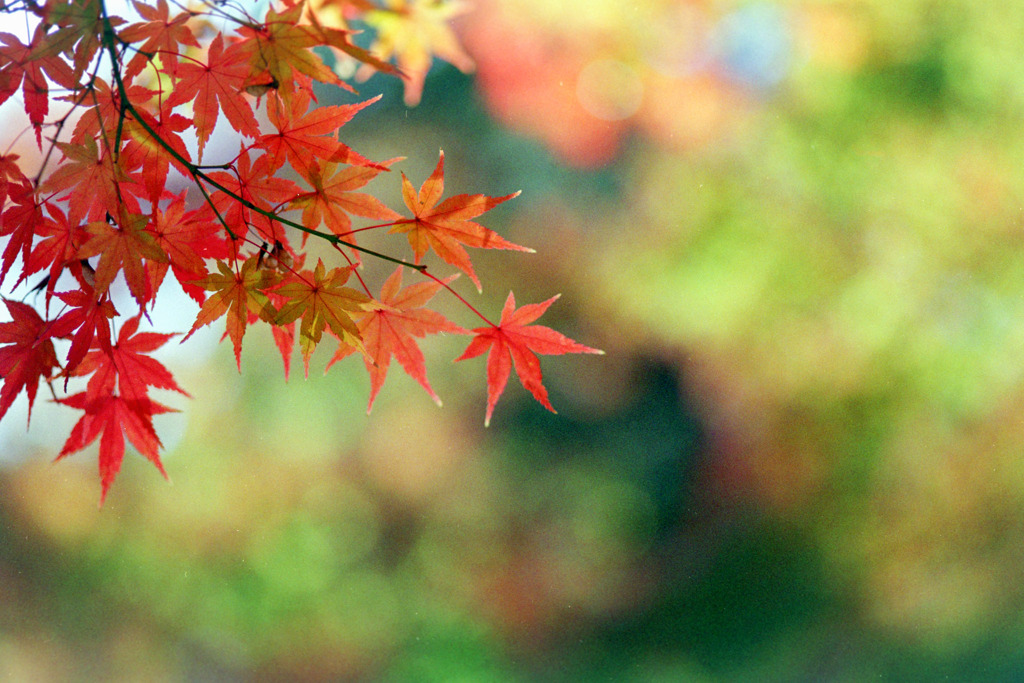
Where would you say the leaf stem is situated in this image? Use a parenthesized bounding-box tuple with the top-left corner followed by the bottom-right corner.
(419, 268, 495, 328)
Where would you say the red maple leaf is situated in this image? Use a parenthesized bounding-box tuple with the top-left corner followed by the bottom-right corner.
(0, 298, 60, 423)
(22, 203, 89, 300)
(456, 292, 603, 426)
(75, 212, 169, 307)
(56, 389, 173, 505)
(47, 286, 118, 378)
(0, 153, 27, 208)
(391, 150, 531, 290)
(146, 194, 230, 304)
(0, 182, 49, 286)
(41, 136, 142, 225)
(163, 33, 259, 158)
(69, 79, 155, 145)
(327, 267, 466, 412)
(258, 89, 380, 176)
(121, 102, 193, 202)
(72, 313, 188, 405)
(201, 147, 300, 244)
(0, 25, 77, 145)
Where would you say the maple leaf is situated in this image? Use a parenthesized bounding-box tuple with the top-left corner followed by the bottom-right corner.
(122, 103, 193, 202)
(72, 313, 188, 405)
(266, 304, 297, 380)
(56, 389, 173, 505)
(118, 0, 200, 80)
(304, 5, 401, 78)
(328, 267, 465, 412)
(273, 258, 374, 376)
(41, 136, 142, 225)
(0, 182, 49, 286)
(456, 292, 603, 426)
(22, 203, 88, 300)
(0, 25, 77, 144)
(69, 78, 155, 144)
(41, 0, 108, 79)
(0, 153, 27, 208)
(75, 211, 169, 307)
(249, 249, 307, 380)
(258, 89, 380, 176)
(0, 298, 60, 424)
(361, 0, 475, 106)
(233, 1, 351, 101)
(184, 256, 280, 370)
(0, 0, 608, 503)
(146, 194, 230, 304)
(201, 147, 301, 244)
(391, 150, 531, 290)
(290, 160, 401, 241)
(163, 33, 259, 158)
(47, 286, 117, 378)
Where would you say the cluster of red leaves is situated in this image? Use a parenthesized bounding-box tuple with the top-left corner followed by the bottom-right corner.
(0, 0, 601, 504)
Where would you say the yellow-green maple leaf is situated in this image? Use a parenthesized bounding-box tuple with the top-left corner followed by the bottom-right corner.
(273, 259, 374, 375)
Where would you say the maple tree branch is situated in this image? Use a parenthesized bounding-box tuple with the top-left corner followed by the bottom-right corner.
(192, 168, 426, 271)
(188, 0, 257, 28)
(0, 0, 603, 502)
(192, 175, 239, 242)
(96, 0, 426, 275)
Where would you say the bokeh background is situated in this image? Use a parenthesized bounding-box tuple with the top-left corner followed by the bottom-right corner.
(5, 0, 1024, 679)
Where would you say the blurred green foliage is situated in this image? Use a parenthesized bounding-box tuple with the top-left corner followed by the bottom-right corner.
(5, 0, 1024, 680)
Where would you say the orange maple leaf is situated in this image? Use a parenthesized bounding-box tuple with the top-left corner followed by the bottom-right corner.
(290, 160, 401, 241)
(258, 89, 380, 176)
(391, 150, 531, 290)
(233, 1, 351, 100)
(456, 292, 603, 426)
(327, 267, 466, 412)
(184, 256, 279, 370)
(273, 258, 374, 376)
